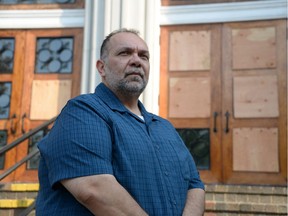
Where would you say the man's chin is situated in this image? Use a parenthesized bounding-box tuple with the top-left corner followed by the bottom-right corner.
(121, 83, 146, 94)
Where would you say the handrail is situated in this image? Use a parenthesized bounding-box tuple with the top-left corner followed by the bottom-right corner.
(0, 149, 39, 180)
(0, 116, 57, 216)
(19, 200, 36, 216)
(0, 116, 57, 156)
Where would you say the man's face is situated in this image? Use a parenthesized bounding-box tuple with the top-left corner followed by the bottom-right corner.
(99, 32, 150, 97)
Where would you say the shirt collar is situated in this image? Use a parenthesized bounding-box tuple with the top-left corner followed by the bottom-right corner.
(94, 83, 127, 113)
(94, 83, 160, 123)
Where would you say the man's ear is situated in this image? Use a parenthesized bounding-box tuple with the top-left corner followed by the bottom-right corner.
(96, 59, 105, 77)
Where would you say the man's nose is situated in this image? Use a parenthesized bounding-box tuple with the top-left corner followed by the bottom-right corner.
(129, 53, 141, 67)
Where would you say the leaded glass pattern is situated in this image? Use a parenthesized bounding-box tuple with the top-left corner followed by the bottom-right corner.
(27, 130, 46, 169)
(177, 128, 210, 169)
(35, 37, 74, 73)
(0, 82, 12, 119)
(0, 38, 15, 73)
(0, 0, 75, 4)
(0, 130, 7, 169)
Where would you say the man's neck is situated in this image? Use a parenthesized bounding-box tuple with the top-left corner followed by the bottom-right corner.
(120, 97, 141, 116)
(105, 83, 142, 115)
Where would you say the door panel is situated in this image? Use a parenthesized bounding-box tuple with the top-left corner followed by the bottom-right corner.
(160, 19, 287, 185)
(160, 24, 222, 183)
(0, 29, 83, 182)
(222, 20, 286, 185)
(0, 31, 26, 181)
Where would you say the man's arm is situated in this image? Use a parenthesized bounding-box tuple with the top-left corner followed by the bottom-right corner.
(182, 188, 205, 216)
(61, 174, 148, 216)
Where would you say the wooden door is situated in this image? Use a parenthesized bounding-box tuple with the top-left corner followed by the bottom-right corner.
(0, 29, 83, 182)
(160, 24, 223, 183)
(0, 31, 26, 181)
(160, 19, 287, 185)
(222, 20, 287, 184)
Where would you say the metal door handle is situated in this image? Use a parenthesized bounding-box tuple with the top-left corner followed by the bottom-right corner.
(213, 112, 218, 133)
(10, 114, 17, 135)
(225, 111, 230, 133)
(21, 113, 27, 134)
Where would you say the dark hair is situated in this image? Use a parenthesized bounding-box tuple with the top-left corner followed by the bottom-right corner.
(100, 28, 140, 60)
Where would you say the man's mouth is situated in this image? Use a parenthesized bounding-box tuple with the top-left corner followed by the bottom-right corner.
(125, 71, 143, 78)
(128, 73, 141, 77)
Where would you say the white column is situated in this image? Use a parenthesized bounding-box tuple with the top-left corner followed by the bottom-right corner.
(80, 0, 93, 94)
(81, 0, 105, 94)
(142, 0, 161, 115)
(90, 0, 160, 113)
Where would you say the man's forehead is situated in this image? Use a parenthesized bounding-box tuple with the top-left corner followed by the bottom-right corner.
(109, 32, 149, 51)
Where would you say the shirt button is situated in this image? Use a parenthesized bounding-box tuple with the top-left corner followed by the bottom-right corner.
(155, 145, 160, 150)
(169, 199, 176, 205)
(164, 171, 169, 176)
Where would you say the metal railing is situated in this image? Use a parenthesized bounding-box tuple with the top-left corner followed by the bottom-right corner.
(0, 116, 57, 215)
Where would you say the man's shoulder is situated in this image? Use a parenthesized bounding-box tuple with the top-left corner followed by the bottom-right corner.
(59, 92, 114, 124)
(146, 112, 176, 130)
(68, 92, 105, 109)
(147, 112, 172, 124)
(71, 92, 97, 102)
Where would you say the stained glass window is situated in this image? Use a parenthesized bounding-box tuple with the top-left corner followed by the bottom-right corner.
(35, 37, 74, 74)
(0, 38, 15, 74)
(27, 130, 44, 169)
(0, 130, 7, 170)
(176, 128, 210, 169)
(0, 0, 75, 4)
(0, 82, 12, 119)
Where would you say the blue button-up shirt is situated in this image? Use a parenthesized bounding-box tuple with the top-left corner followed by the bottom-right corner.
(36, 83, 204, 216)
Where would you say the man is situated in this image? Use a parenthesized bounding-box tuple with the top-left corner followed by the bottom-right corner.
(36, 28, 205, 216)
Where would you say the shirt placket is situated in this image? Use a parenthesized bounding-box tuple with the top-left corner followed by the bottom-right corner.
(147, 124, 180, 215)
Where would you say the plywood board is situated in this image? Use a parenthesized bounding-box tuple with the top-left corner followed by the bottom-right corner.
(233, 127, 279, 172)
(232, 27, 276, 69)
(233, 75, 279, 118)
(30, 80, 72, 120)
(169, 77, 211, 118)
(169, 30, 211, 71)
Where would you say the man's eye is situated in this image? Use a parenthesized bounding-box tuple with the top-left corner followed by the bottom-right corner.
(141, 55, 149, 61)
(119, 51, 129, 56)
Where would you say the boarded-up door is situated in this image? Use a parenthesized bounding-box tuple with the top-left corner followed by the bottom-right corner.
(160, 19, 287, 185)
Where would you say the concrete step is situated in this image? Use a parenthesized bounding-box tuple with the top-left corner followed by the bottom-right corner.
(0, 183, 286, 215)
(0, 183, 38, 216)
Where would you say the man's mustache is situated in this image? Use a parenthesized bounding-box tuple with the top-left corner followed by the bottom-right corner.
(125, 69, 144, 78)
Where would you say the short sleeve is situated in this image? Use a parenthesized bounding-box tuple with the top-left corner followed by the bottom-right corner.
(187, 155, 205, 190)
(38, 96, 114, 187)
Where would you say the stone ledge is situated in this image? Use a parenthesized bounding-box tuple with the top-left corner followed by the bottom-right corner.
(205, 184, 287, 195)
(205, 192, 287, 205)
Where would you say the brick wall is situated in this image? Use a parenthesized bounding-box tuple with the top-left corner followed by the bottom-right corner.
(205, 184, 287, 215)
